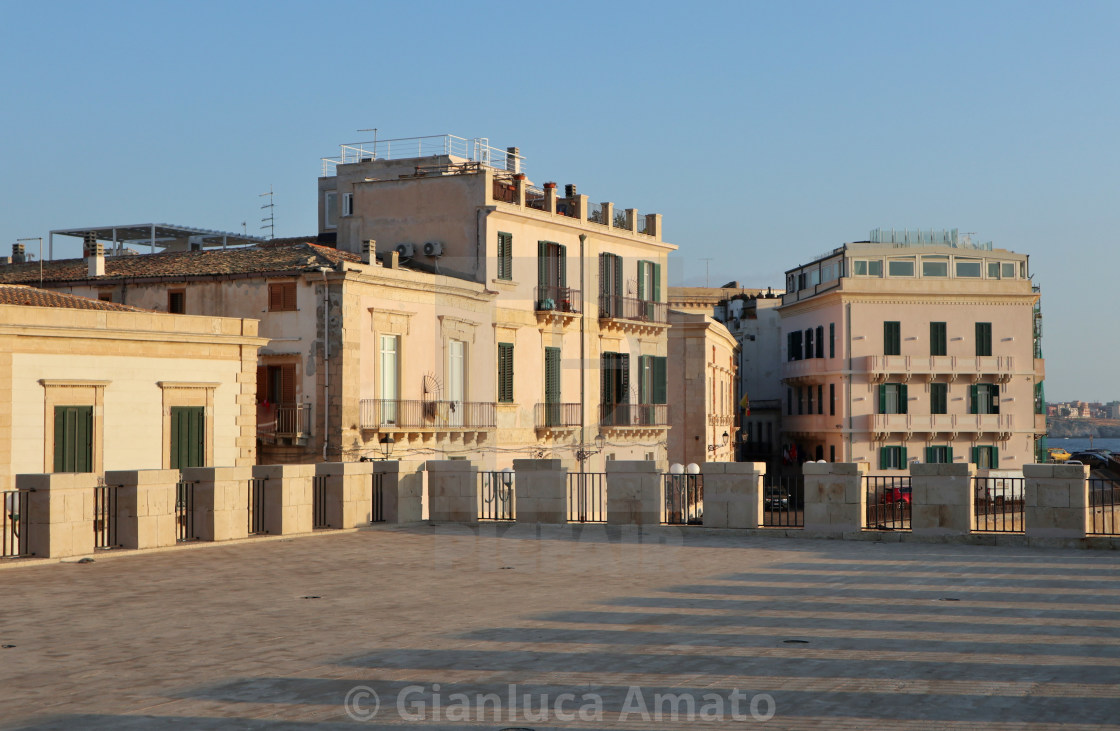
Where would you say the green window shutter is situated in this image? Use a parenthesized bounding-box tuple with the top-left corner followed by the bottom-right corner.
(598, 254, 609, 295)
(545, 347, 561, 404)
(991, 446, 999, 468)
(969, 385, 979, 414)
(170, 407, 205, 469)
(992, 383, 1000, 414)
(54, 405, 93, 473)
(652, 356, 667, 404)
(900, 384, 908, 414)
(879, 447, 889, 470)
(900, 446, 908, 465)
(557, 244, 567, 288)
(614, 255, 623, 303)
(636, 261, 647, 301)
(925, 446, 934, 463)
(971, 446, 979, 465)
(53, 406, 66, 472)
(653, 262, 661, 302)
(829, 323, 835, 358)
(601, 353, 614, 405)
(947, 446, 954, 463)
(537, 241, 548, 287)
(498, 233, 512, 280)
(638, 355, 649, 404)
(497, 343, 514, 403)
(878, 384, 887, 414)
(618, 353, 630, 403)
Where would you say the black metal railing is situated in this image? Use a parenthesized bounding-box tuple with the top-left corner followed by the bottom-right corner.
(371, 472, 385, 523)
(359, 399, 497, 430)
(248, 478, 267, 535)
(864, 476, 912, 531)
(313, 475, 329, 529)
(176, 480, 196, 542)
(763, 476, 804, 528)
(568, 472, 606, 523)
(94, 483, 119, 549)
(479, 471, 515, 521)
(600, 403, 668, 427)
(664, 474, 703, 525)
(535, 402, 580, 428)
(973, 476, 1025, 533)
(534, 285, 582, 314)
(1, 489, 31, 558)
(257, 403, 312, 440)
(1089, 478, 1120, 535)
(598, 294, 668, 324)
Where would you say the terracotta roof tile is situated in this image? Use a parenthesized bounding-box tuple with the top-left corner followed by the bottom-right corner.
(0, 240, 359, 285)
(0, 285, 147, 312)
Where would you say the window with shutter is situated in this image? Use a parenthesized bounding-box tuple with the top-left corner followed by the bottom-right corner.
(497, 233, 512, 280)
(829, 323, 835, 358)
(652, 356, 667, 404)
(53, 405, 93, 473)
(930, 322, 947, 356)
(931, 383, 948, 414)
(170, 406, 206, 469)
(815, 326, 824, 358)
(268, 282, 297, 312)
(975, 322, 992, 356)
(879, 383, 906, 414)
(544, 348, 561, 405)
(497, 343, 514, 402)
(884, 321, 901, 356)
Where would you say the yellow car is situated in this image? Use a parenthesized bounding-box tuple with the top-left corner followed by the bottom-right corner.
(1047, 447, 1072, 462)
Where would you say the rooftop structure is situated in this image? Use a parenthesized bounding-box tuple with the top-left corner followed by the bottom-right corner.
(48, 223, 267, 260)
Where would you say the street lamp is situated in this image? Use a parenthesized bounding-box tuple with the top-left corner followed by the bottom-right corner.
(707, 431, 730, 453)
(576, 434, 606, 463)
(378, 434, 395, 460)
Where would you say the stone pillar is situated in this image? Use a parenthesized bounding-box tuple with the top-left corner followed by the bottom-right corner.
(316, 461, 375, 528)
(543, 184, 557, 214)
(645, 213, 661, 239)
(390, 460, 424, 523)
(702, 462, 765, 529)
(426, 460, 479, 522)
(909, 463, 976, 538)
(183, 466, 251, 542)
(20, 472, 98, 559)
(513, 459, 568, 524)
(803, 462, 867, 537)
(624, 208, 638, 233)
(253, 464, 315, 535)
(606, 460, 662, 525)
(574, 194, 589, 221)
(1025, 463, 1089, 541)
(106, 469, 179, 549)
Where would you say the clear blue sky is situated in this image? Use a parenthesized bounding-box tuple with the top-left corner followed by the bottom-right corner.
(1, 1, 1116, 402)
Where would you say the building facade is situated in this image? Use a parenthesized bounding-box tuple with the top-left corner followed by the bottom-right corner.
(779, 230, 1046, 473)
(318, 136, 678, 470)
(666, 310, 738, 466)
(0, 285, 263, 490)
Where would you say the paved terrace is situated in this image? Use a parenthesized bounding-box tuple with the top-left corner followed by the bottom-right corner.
(2, 525, 1120, 730)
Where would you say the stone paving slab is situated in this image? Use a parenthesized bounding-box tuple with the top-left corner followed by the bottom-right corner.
(1, 524, 1120, 729)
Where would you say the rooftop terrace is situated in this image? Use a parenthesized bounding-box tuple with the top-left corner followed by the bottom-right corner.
(2, 526, 1118, 728)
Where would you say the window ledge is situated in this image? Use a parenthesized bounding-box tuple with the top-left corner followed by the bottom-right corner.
(490, 278, 519, 289)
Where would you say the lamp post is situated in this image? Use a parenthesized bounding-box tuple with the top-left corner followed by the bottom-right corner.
(576, 434, 606, 464)
(707, 430, 730, 453)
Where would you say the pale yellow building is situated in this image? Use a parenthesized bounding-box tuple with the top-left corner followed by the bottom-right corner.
(319, 135, 678, 470)
(779, 230, 1046, 472)
(666, 310, 739, 466)
(0, 284, 263, 490)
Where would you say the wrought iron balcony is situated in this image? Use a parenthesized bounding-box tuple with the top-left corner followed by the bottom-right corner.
(535, 286, 582, 314)
(359, 399, 496, 430)
(257, 403, 312, 440)
(535, 402, 580, 429)
(598, 294, 667, 325)
(599, 403, 668, 427)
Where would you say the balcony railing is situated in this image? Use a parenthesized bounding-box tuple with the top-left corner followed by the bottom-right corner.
(865, 355, 1017, 378)
(535, 286, 582, 314)
(598, 294, 668, 325)
(359, 399, 496, 430)
(872, 413, 1013, 434)
(258, 403, 312, 439)
(535, 402, 580, 428)
(600, 403, 668, 427)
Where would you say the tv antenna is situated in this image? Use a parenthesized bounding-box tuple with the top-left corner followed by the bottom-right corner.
(699, 258, 712, 287)
(259, 186, 275, 240)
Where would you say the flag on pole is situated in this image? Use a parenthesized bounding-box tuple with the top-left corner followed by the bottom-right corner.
(739, 392, 750, 416)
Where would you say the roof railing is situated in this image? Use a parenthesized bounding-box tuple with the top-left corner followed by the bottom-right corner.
(321, 134, 525, 177)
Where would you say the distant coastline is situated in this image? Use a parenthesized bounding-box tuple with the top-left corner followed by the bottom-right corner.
(1046, 417, 1120, 439)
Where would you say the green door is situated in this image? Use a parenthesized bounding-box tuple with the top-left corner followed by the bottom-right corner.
(54, 406, 93, 472)
(170, 406, 206, 469)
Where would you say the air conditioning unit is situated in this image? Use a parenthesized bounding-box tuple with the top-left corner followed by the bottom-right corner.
(395, 243, 415, 258)
(423, 241, 443, 257)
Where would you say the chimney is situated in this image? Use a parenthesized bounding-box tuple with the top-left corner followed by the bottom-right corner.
(362, 239, 376, 265)
(386, 251, 399, 270)
(11, 243, 25, 264)
(83, 232, 97, 257)
(505, 146, 520, 174)
(564, 183, 577, 198)
(88, 241, 105, 277)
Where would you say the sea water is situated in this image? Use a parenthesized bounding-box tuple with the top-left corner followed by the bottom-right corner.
(1050, 437, 1120, 454)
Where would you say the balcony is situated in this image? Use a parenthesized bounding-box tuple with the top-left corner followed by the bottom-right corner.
(599, 403, 668, 430)
(257, 403, 312, 444)
(865, 355, 1016, 382)
(535, 402, 580, 432)
(359, 399, 496, 432)
(782, 358, 838, 382)
(598, 294, 668, 335)
(871, 413, 1014, 438)
(534, 286, 582, 329)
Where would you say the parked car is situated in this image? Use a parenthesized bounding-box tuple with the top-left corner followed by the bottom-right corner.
(1047, 448, 1072, 462)
(1071, 452, 1111, 469)
(764, 487, 790, 510)
(880, 486, 912, 504)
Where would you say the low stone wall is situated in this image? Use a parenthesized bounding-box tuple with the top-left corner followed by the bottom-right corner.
(426, 460, 479, 522)
(910, 463, 975, 537)
(701, 462, 765, 529)
(803, 462, 868, 537)
(606, 461, 662, 525)
(513, 459, 567, 524)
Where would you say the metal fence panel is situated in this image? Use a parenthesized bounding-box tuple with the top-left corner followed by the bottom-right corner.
(1089, 479, 1120, 535)
(95, 484, 119, 549)
(176, 481, 196, 542)
(248, 478, 267, 535)
(664, 474, 703, 525)
(1, 489, 31, 558)
(312, 475, 329, 529)
(371, 472, 385, 523)
(568, 472, 606, 523)
(864, 476, 912, 531)
(972, 476, 1024, 533)
(763, 476, 804, 528)
(479, 471, 515, 521)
